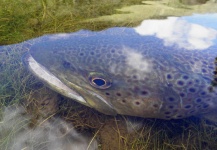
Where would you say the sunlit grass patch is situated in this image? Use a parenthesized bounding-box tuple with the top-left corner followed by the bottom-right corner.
(0, 0, 143, 45)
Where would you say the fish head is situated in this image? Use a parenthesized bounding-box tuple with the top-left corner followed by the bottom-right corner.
(24, 30, 171, 118)
(24, 14, 217, 119)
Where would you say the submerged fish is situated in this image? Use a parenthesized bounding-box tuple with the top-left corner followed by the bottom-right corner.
(6, 14, 217, 120)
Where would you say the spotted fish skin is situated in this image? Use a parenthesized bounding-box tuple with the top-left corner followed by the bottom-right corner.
(22, 14, 217, 120)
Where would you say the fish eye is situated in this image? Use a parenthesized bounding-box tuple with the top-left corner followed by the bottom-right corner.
(88, 72, 112, 89)
(92, 78, 106, 86)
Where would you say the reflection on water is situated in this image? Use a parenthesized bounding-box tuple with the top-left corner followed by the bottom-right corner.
(134, 14, 217, 50)
(91, 0, 217, 25)
(180, 0, 209, 5)
(0, 106, 98, 150)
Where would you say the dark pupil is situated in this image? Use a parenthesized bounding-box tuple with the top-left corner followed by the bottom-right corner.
(93, 78, 105, 86)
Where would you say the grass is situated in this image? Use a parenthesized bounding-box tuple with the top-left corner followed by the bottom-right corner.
(0, 0, 217, 149)
(0, 0, 143, 45)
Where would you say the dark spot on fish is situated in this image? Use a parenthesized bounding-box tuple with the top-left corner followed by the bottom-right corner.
(202, 68, 207, 73)
(188, 81, 193, 85)
(166, 74, 172, 79)
(127, 79, 132, 83)
(182, 75, 189, 80)
(105, 92, 110, 96)
(168, 97, 175, 102)
(132, 75, 137, 79)
(184, 105, 192, 109)
(79, 52, 84, 56)
(63, 61, 71, 68)
(209, 66, 214, 69)
(179, 93, 185, 97)
(194, 79, 200, 83)
(202, 61, 208, 65)
(90, 52, 95, 55)
(165, 116, 171, 119)
(203, 104, 209, 109)
(177, 80, 184, 86)
(153, 104, 159, 108)
(168, 105, 174, 109)
(118, 50, 122, 54)
(116, 93, 122, 96)
(135, 101, 140, 105)
(195, 98, 202, 103)
(200, 91, 206, 96)
(208, 86, 213, 92)
(141, 90, 148, 95)
(111, 49, 115, 53)
(189, 88, 196, 93)
(122, 99, 126, 103)
(164, 111, 171, 115)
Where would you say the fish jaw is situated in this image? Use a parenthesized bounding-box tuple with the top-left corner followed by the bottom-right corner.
(22, 52, 117, 115)
(22, 52, 87, 105)
(59, 78, 117, 115)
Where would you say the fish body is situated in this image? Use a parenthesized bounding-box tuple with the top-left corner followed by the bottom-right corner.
(19, 14, 217, 120)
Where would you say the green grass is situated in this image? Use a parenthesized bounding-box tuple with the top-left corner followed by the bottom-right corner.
(0, 0, 143, 45)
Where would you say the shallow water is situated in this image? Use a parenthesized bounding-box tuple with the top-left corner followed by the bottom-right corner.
(1, 0, 217, 150)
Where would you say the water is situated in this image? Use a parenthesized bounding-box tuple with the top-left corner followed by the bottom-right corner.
(1, 0, 217, 149)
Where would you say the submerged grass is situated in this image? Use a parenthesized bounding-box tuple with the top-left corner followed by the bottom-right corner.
(1, 0, 217, 149)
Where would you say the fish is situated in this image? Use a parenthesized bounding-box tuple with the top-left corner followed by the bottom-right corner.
(10, 14, 217, 121)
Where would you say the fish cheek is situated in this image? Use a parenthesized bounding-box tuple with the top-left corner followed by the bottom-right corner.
(113, 97, 163, 118)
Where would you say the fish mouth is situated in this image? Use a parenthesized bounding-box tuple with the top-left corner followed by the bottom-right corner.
(22, 52, 87, 105)
(22, 52, 117, 115)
